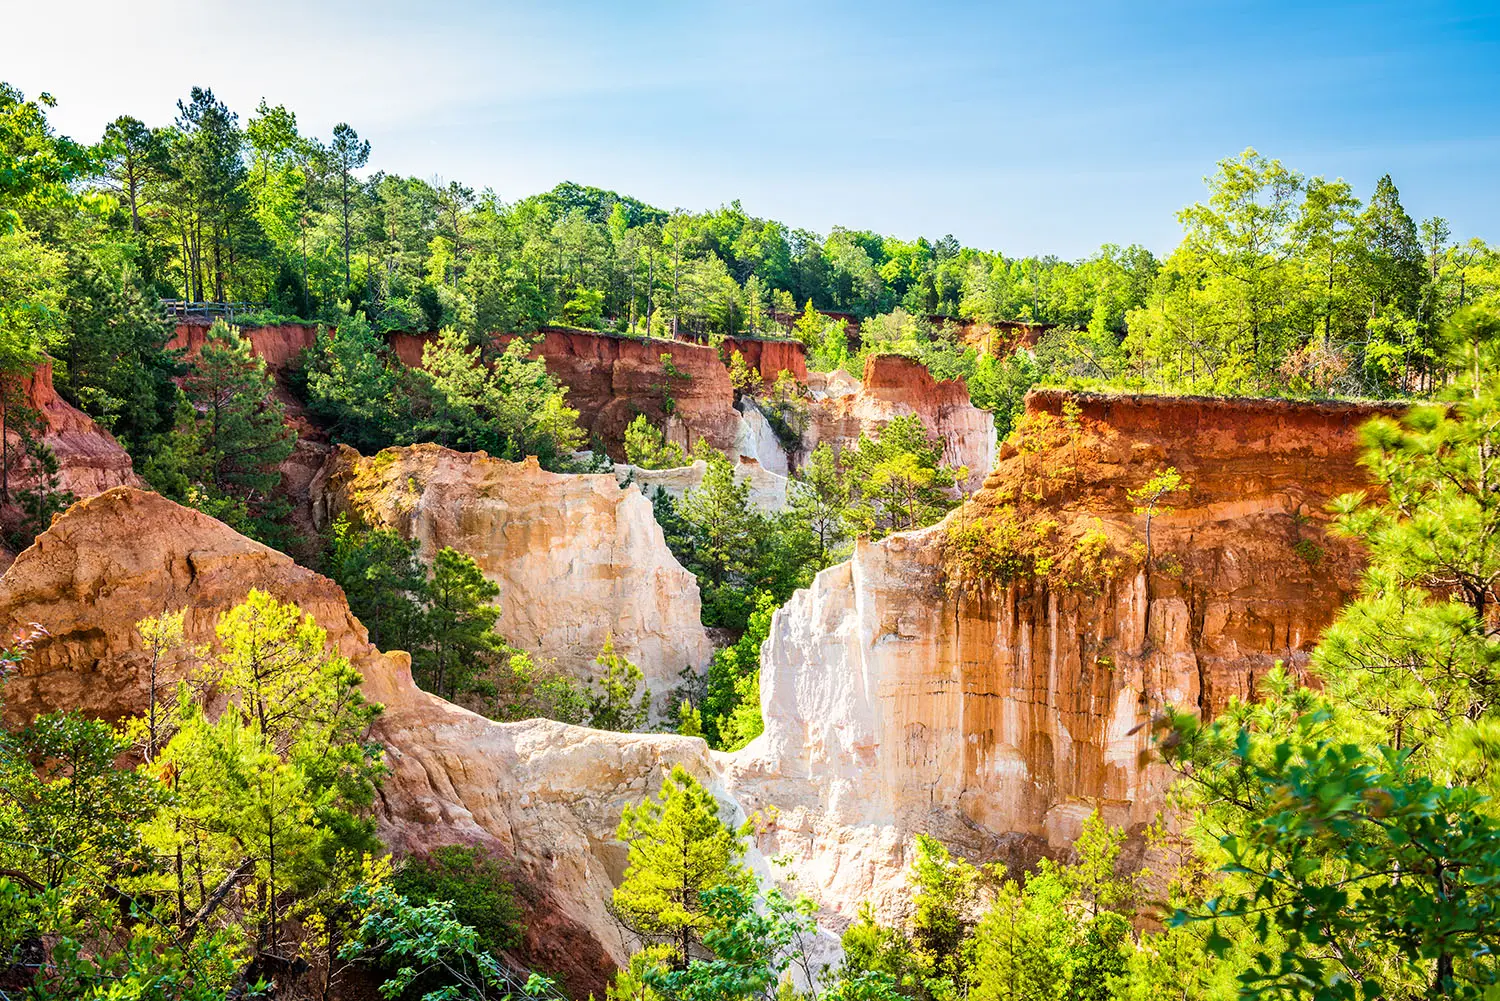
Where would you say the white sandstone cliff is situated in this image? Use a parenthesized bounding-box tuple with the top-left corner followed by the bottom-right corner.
(312, 444, 712, 707)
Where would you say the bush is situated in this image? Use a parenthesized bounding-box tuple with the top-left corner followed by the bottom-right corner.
(390, 845, 525, 954)
(944, 510, 1125, 596)
(943, 508, 1058, 592)
(624, 413, 687, 469)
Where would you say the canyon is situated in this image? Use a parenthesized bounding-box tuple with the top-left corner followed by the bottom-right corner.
(175, 320, 995, 483)
(731, 391, 1392, 913)
(0, 378, 1389, 994)
(0, 487, 716, 992)
(0, 323, 1394, 995)
(801, 354, 997, 492)
(2, 360, 142, 501)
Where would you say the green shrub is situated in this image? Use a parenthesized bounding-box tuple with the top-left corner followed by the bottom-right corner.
(390, 845, 525, 953)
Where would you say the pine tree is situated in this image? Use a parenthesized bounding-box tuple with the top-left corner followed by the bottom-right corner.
(968, 877, 1068, 1001)
(1317, 307, 1500, 768)
(613, 765, 751, 968)
(908, 834, 979, 994)
(304, 312, 398, 452)
(1362, 174, 1425, 315)
(54, 257, 177, 454)
(420, 329, 585, 468)
(146, 320, 293, 537)
(147, 590, 382, 952)
(676, 453, 767, 627)
(793, 299, 828, 348)
(788, 444, 852, 570)
(325, 515, 428, 651)
(418, 547, 506, 700)
(676, 701, 703, 738)
(625, 413, 687, 469)
(0, 711, 163, 889)
(845, 415, 959, 537)
(586, 634, 649, 732)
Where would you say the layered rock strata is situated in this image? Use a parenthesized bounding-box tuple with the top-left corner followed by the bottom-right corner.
(735, 399, 791, 477)
(385, 329, 742, 460)
(168, 319, 320, 370)
(718, 336, 808, 386)
(201, 323, 808, 469)
(311, 444, 712, 705)
(614, 459, 789, 513)
(734, 390, 1395, 904)
(0, 391, 1401, 974)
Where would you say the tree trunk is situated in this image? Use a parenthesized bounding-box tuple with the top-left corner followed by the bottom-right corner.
(342, 173, 352, 294)
(128, 171, 141, 234)
(1, 388, 9, 504)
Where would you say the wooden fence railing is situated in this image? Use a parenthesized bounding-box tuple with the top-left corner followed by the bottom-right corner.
(160, 300, 269, 322)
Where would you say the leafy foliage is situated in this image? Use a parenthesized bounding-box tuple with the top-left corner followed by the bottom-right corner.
(613, 765, 752, 967)
(142, 319, 294, 544)
(625, 413, 689, 469)
(390, 845, 525, 954)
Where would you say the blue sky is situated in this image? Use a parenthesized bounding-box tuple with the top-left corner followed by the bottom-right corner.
(10, 0, 1499, 257)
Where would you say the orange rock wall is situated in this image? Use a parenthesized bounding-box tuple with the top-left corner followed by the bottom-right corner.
(0, 391, 1410, 961)
(803, 354, 997, 490)
(168, 320, 321, 370)
(214, 324, 812, 461)
(380, 329, 742, 460)
(746, 390, 1397, 865)
(510, 330, 740, 459)
(312, 444, 713, 703)
(0, 488, 713, 996)
(719, 336, 808, 385)
(2, 361, 143, 500)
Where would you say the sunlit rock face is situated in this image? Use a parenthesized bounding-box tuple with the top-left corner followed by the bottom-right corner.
(388, 329, 743, 462)
(199, 322, 815, 474)
(801, 355, 997, 491)
(719, 336, 808, 388)
(311, 443, 712, 707)
(736, 399, 791, 477)
(168, 319, 321, 371)
(614, 458, 789, 513)
(726, 391, 1395, 915)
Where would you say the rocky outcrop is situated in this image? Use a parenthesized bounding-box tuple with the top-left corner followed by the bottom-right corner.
(3, 361, 143, 499)
(735, 400, 791, 477)
(802, 355, 996, 492)
(806, 369, 861, 400)
(615, 458, 789, 513)
(383, 329, 742, 461)
(734, 390, 1392, 910)
(311, 444, 711, 706)
(957, 320, 1049, 356)
(719, 336, 808, 387)
(385, 331, 430, 368)
(518, 330, 739, 460)
(0, 390, 1402, 970)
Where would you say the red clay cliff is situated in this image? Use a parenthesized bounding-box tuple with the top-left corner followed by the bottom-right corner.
(1, 361, 143, 501)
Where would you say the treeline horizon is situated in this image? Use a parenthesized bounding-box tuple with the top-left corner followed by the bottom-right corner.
(5, 76, 1500, 407)
(6, 76, 1496, 410)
